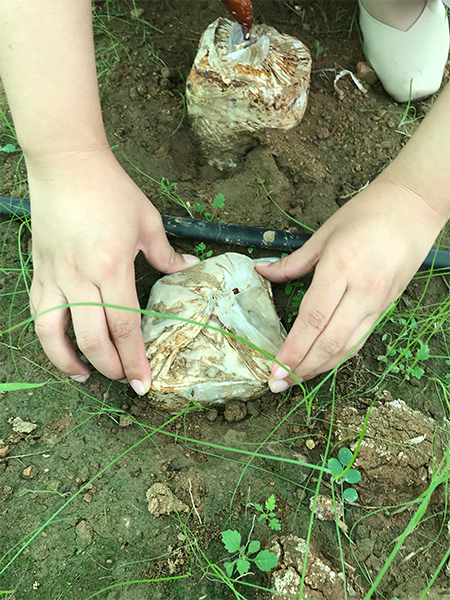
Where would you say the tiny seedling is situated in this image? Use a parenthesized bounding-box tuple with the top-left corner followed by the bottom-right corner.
(194, 242, 212, 261)
(0, 144, 17, 153)
(254, 494, 281, 531)
(377, 320, 431, 381)
(222, 529, 278, 577)
(193, 193, 226, 221)
(328, 447, 361, 503)
(284, 280, 305, 324)
(314, 39, 324, 60)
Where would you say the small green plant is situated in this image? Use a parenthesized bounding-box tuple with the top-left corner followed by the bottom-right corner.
(377, 319, 431, 380)
(254, 494, 281, 531)
(328, 447, 361, 503)
(0, 143, 17, 153)
(193, 193, 226, 221)
(222, 529, 278, 577)
(314, 39, 324, 60)
(285, 280, 305, 324)
(194, 242, 212, 261)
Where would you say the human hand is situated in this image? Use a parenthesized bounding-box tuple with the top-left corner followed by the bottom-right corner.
(28, 149, 198, 395)
(256, 178, 447, 392)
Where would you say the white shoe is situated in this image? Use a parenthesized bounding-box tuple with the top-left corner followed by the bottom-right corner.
(359, 0, 449, 102)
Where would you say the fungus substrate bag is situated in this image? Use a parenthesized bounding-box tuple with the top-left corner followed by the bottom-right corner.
(142, 253, 286, 409)
(186, 17, 312, 169)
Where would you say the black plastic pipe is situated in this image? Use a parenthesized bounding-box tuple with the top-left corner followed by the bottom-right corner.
(1, 195, 449, 270)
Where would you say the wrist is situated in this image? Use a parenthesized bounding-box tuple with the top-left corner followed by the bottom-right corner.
(25, 144, 114, 181)
(376, 170, 450, 228)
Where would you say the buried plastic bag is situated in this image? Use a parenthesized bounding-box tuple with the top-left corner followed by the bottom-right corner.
(142, 252, 286, 408)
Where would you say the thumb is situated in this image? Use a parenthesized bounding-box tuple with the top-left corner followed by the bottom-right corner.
(254, 236, 322, 283)
(141, 215, 200, 274)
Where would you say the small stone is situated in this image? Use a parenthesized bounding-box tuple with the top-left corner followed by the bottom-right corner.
(22, 465, 39, 480)
(205, 408, 219, 423)
(387, 120, 395, 128)
(11, 417, 38, 434)
(167, 457, 188, 472)
(84, 493, 92, 503)
(247, 400, 261, 418)
(224, 400, 247, 423)
(305, 439, 315, 450)
(315, 126, 330, 140)
(119, 416, 133, 428)
(356, 61, 378, 86)
(0, 445, 10, 458)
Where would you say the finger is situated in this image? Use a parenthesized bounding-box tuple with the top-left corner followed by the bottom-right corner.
(68, 286, 126, 381)
(270, 269, 347, 387)
(292, 302, 377, 382)
(299, 314, 379, 382)
(255, 235, 323, 283)
(29, 279, 43, 318)
(34, 288, 91, 381)
(101, 277, 152, 395)
(141, 213, 199, 274)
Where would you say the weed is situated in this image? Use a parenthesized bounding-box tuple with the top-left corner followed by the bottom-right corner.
(221, 528, 278, 577)
(377, 317, 431, 380)
(0, 144, 17, 153)
(328, 447, 361, 503)
(284, 280, 306, 324)
(253, 494, 281, 531)
(314, 39, 324, 60)
(193, 193, 226, 221)
(194, 242, 212, 261)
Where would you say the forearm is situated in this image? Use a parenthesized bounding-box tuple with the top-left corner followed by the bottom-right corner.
(0, 0, 108, 161)
(380, 81, 450, 223)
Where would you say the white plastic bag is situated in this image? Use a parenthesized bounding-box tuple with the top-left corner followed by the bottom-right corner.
(142, 253, 286, 409)
(187, 18, 311, 169)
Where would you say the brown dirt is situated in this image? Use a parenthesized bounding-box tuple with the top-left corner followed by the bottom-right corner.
(1, 2, 450, 600)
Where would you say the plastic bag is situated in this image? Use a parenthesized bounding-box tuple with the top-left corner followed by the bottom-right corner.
(142, 253, 286, 409)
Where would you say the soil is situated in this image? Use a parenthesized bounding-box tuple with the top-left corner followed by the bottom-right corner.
(1, 2, 450, 600)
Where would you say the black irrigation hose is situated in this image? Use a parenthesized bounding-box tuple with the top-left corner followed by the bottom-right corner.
(1, 195, 449, 270)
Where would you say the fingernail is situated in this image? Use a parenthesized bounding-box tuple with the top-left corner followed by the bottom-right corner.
(119, 378, 128, 384)
(182, 254, 201, 265)
(70, 374, 90, 383)
(254, 257, 280, 266)
(272, 364, 292, 380)
(130, 379, 148, 396)
(269, 379, 290, 394)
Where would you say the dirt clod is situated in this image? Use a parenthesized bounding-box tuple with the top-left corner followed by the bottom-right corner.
(11, 417, 38, 434)
(146, 482, 189, 517)
(333, 397, 450, 505)
(224, 400, 247, 423)
(271, 535, 348, 600)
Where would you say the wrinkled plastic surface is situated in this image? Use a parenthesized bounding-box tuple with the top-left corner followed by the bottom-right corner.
(186, 18, 311, 168)
(142, 253, 286, 408)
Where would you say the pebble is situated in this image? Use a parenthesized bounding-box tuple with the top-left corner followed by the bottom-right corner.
(356, 61, 379, 86)
(246, 401, 261, 418)
(119, 416, 133, 428)
(167, 457, 188, 472)
(0, 445, 10, 458)
(305, 439, 315, 450)
(22, 464, 39, 480)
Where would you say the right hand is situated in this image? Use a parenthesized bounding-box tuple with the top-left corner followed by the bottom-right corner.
(28, 148, 198, 395)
